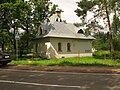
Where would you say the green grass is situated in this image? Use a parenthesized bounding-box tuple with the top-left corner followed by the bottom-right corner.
(10, 57, 120, 67)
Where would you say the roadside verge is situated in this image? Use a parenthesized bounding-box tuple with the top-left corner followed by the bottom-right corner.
(1, 64, 120, 74)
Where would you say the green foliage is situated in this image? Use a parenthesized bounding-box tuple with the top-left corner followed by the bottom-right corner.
(93, 50, 120, 60)
(75, 0, 96, 17)
(112, 14, 120, 52)
(75, 0, 105, 35)
(93, 13, 120, 53)
(0, 0, 57, 58)
(93, 32, 109, 50)
(75, 0, 120, 34)
(0, 0, 16, 4)
(11, 57, 120, 67)
(112, 15, 120, 35)
(32, 0, 57, 25)
(114, 51, 120, 60)
(75, 0, 120, 60)
(0, 3, 14, 52)
(113, 35, 120, 51)
(93, 50, 110, 59)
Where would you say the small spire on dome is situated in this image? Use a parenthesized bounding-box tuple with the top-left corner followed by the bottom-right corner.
(55, 8, 62, 22)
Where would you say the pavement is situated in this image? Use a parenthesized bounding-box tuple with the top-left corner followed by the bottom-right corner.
(1, 64, 120, 74)
(0, 69, 120, 90)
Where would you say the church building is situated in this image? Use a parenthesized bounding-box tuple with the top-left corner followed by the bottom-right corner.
(33, 9, 94, 59)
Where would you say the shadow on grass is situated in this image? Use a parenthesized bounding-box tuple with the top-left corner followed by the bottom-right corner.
(48, 61, 112, 67)
(14, 57, 48, 61)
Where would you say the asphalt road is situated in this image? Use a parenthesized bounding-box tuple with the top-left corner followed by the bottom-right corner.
(0, 69, 120, 90)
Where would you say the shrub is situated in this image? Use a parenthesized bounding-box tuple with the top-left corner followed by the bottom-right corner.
(114, 51, 120, 60)
(93, 50, 120, 60)
(93, 50, 110, 59)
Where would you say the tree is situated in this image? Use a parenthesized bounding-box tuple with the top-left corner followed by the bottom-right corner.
(17, 0, 57, 57)
(112, 13, 120, 36)
(0, 0, 16, 4)
(12, 1, 33, 56)
(0, 0, 57, 58)
(112, 12, 120, 51)
(93, 32, 109, 50)
(32, 0, 57, 27)
(75, 0, 120, 60)
(0, 3, 14, 52)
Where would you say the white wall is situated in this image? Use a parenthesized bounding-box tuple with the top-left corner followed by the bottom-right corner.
(34, 37, 93, 58)
(50, 37, 93, 58)
(33, 38, 50, 58)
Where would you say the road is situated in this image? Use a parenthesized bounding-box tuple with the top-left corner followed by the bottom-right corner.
(0, 69, 120, 90)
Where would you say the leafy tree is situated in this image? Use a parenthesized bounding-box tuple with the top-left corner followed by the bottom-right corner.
(12, 1, 33, 56)
(32, 0, 57, 28)
(112, 13, 120, 51)
(93, 32, 109, 50)
(75, 0, 120, 60)
(112, 14, 120, 36)
(17, 0, 57, 57)
(0, 0, 57, 58)
(0, 0, 16, 4)
(0, 3, 14, 52)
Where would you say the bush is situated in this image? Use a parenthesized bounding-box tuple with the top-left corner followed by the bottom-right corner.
(93, 50, 120, 60)
(114, 51, 120, 60)
(93, 50, 110, 59)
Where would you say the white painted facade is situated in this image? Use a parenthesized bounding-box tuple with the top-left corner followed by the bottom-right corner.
(34, 37, 93, 59)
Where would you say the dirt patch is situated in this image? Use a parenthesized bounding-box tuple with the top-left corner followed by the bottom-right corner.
(1, 64, 120, 74)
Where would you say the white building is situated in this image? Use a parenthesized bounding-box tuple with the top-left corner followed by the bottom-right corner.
(33, 10, 94, 59)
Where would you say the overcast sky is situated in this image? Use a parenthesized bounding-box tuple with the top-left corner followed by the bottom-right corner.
(50, 0, 80, 23)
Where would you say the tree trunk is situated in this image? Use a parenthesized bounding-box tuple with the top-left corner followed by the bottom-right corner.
(104, 0, 115, 60)
(1, 38, 5, 52)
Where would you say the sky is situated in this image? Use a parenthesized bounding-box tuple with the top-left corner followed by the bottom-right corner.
(50, 0, 109, 27)
(50, 0, 80, 23)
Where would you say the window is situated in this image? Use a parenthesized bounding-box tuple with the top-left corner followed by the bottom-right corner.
(58, 43, 62, 52)
(67, 43, 71, 52)
(77, 29, 84, 34)
(40, 29, 42, 34)
(56, 18, 58, 21)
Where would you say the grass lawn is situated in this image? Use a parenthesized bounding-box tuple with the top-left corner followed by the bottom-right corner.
(11, 57, 120, 67)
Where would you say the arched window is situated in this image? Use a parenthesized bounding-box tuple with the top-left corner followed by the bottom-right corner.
(67, 43, 71, 52)
(58, 42, 62, 52)
(56, 18, 58, 21)
(40, 28, 42, 34)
